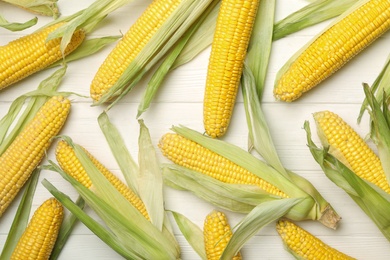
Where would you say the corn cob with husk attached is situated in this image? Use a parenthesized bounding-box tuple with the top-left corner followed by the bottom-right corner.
(276, 218, 355, 259)
(159, 126, 341, 230)
(0, 22, 85, 90)
(313, 110, 390, 193)
(203, 0, 260, 138)
(90, 0, 181, 102)
(159, 133, 288, 198)
(10, 198, 64, 260)
(55, 140, 150, 220)
(1, 0, 60, 17)
(204, 210, 241, 260)
(0, 96, 71, 217)
(274, 0, 390, 102)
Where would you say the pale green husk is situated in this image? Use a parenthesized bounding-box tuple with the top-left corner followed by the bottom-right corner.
(304, 121, 390, 242)
(0, 14, 37, 31)
(273, 0, 358, 40)
(44, 116, 180, 259)
(0, 169, 40, 260)
(1, 0, 59, 17)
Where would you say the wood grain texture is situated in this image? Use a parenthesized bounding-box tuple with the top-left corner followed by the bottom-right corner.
(1, 0, 390, 259)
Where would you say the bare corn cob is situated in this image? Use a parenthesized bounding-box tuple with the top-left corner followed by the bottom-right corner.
(0, 22, 85, 90)
(274, 0, 390, 102)
(90, 0, 181, 102)
(204, 210, 241, 260)
(0, 96, 71, 217)
(203, 0, 260, 138)
(10, 198, 64, 260)
(158, 133, 288, 198)
(55, 140, 150, 220)
(314, 110, 390, 193)
(276, 218, 355, 259)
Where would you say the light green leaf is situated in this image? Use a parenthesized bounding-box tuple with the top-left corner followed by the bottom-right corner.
(273, 0, 358, 40)
(137, 120, 164, 230)
(97, 112, 139, 194)
(171, 211, 207, 260)
(2, 0, 60, 18)
(0, 14, 37, 31)
(221, 198, 302, 259)
(0, 169, 40, 260)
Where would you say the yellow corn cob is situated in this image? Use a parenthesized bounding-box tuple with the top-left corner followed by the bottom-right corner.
(274, 0, 390, 102)
(0, 96, 71, 217)
(0, 22, 85, 90)
(203, 210, 241, 260)
(55, 140, 150, 220)
(314, 110, 390, 193)
(276, 218, 355, 259)
(90, 0, 181, 102)
(10, 198, 64, 260)
(158, 133, 288, 198)
(203, 0, 260, 138)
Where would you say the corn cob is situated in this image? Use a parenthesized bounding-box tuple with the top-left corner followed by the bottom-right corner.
(10, 198, 64, 260)
(55, 140, 150, 220)
(90, 0, 181, 102)
(158, 133, 288, 198)
(203, 0, 260, 138)
(274, 0, 390, 102)
(313, 110, 390, 193)
(203, 210, 241, 260)
(276, 218, 355, 259)
(0, 22, 85, 90)
(0, 96, 71, 217)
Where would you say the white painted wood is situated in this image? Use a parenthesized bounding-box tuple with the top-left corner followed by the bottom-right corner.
(1, 0, 390, 259)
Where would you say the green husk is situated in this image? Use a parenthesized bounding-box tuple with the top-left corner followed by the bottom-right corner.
(221, 198, 302, 259)
(0, 14, 37, 31)
(94, 0, 219, 108)
(136, 1, 219, 118)
(1, 0, 59, 18)
(171, 211, 207, 260)
(304, 121, 390, 242)
(273, 0, 358, 40)
(0, 66, 67, 155)
(0, 169, 40, 260)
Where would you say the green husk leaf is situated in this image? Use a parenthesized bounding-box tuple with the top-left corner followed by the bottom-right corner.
(221, 198, 302, 259)
(48, 35, 122, 68)
(137, 119, 164, 230)
(362, 84, 390, 184)
(49, 196, 85, 260)
(171, 211, 207, 260)
(305, 121, 390, 241)
(242, 64, 285, 175)
(273, 0, 358, 40)
(41, 178, 133, 259)
(97, 112, 139, 194)
(274, 0, 370, 89)
(0, 66, 67, 155)
(44, 159, 180, 259)
(0, 14, 37, 31)
(162, 164, 278, 213)
(137, 1, 219, 118)
(358, 54, 390, 123)
(95, 0, 219, 107)
(0, 169, 40, 260)
(1, 0, 60, 18)
(246, 0, 275, 97)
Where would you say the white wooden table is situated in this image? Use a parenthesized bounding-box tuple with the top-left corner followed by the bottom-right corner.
(1, 0, 390, 259)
